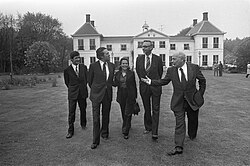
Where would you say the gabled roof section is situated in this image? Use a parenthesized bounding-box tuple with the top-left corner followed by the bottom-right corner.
(72, 22, 102, 37)
(102, 36, 134, 42)
(134, 28, 169, 38)
(170, 36, 194, 41)
(186, 21, 225, 36)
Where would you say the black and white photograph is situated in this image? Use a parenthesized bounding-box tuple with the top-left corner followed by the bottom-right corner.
(0, 0, 250, 165)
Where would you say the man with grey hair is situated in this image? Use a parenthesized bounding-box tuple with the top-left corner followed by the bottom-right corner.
(142, 51, 206, 155)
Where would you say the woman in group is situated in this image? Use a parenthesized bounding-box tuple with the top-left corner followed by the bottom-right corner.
(113, 57, 137, 139)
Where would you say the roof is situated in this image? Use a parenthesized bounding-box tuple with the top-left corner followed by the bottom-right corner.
(71, 22, 102, 37)
(170, 36, 194, 41)
(186, 21, 225, 36)
(134, 28, 169, 38)
(102, 36, 134, 42)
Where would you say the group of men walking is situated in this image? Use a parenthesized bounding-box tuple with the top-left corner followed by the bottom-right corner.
(63, 40, 206, 155)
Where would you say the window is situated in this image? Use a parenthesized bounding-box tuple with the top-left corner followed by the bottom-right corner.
(114, 57, 120, 63)
(213, 55, 219, 64)
(186, 56, 192, 63)
(90, 39, 96, 50)
(121, 44, 127, 51)
(170, 44, 175, 50)
(78, 39, 84, 50)
(160, 54, 166, 66)
(169, 56, 173, 66)
(202, 37, 208, 48)
(80, 57, 84, 64)
(202, 55, 208, 66)
(184, 44, 190, 50)
(138, 42, 143, 48)
(213, 37, 219, 48)
(107, 45, 112, 51)
(90, 57, 96, 64)
(159, 41, 165, 48)
(152, 41, 155, 48)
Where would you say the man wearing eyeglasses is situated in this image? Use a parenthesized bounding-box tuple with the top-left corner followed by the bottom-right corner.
(136, 40, 163, 141)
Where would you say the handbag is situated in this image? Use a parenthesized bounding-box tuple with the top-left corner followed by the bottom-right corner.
(133, 101, 140, 115)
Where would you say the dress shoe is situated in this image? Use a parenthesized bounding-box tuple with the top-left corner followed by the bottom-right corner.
(102, 136, 108, 140)
(91, 143, 98, 149)
(189, 136, 196, 140)
(143, 130, 151, 134)
(66, 133, 73, 139)
(123, 134, 129, 139)
(152, 135, 158, 141)
(167, 147, 183, 156)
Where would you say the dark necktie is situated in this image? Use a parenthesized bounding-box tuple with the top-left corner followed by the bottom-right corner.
(180, 68, 187, 88)
(75, 65, 79, 77)
(103, 63, 107, 80)
(146, 56, 150, 74)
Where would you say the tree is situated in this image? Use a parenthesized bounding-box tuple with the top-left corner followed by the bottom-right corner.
(235, 37, 250, 72)
(0, 13, 17, 73)
(25, 41, 58, 74)
(16, 12, 71, 72)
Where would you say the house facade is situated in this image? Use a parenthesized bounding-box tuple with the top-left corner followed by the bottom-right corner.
(71, 12, 225, 69)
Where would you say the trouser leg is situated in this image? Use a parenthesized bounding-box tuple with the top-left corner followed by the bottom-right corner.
(151, 95, 161, 136)
(174, 107, 186, 148)
(78, 97, 87, 127)
(68, 99, 77, 134)
(101, 91, 111, 138)
(141, 92, 152, 131)
(92, 101, 101, 144)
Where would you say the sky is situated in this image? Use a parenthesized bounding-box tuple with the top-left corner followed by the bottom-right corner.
(1, 0, 250, 39)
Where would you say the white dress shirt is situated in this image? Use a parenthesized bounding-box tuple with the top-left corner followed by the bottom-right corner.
(178, 63, 188, 82)
(71, 64, 79, 75)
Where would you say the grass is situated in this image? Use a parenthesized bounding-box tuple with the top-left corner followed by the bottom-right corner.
(0, 70, 249, 166)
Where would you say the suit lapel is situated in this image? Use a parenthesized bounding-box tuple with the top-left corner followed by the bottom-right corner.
(70, 65, 78, 78)
(126, 70, 132, 80)
(174, 67, 181, 84)
(187, 63, 193, 81)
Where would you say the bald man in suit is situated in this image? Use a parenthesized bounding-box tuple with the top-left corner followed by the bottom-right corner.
(142, 51, 206, 155)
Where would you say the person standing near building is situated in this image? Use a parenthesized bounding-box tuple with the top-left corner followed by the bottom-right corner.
(218, 61, 223, 76)
(246, 62, 250, 78)
(142, 51, 206, 155)
(213, 62, 218, 76)
(113, 57, 137, 139)
(135, 40, 163, 141)
(64, 51, 88, 139)
(88, 47, 115, 149)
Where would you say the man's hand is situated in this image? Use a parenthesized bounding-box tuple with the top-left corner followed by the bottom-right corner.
(141, 76, 151, 85)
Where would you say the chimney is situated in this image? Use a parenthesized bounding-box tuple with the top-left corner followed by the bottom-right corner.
(193, 19, 197, 26)
(203, 12, 208, 21)
(86, 14, 90, 23)
(91, 20, 95, 27)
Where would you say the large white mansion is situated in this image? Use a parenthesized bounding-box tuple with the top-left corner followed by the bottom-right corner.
(71, 12, 225, 69)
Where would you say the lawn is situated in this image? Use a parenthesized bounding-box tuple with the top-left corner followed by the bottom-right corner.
(0, 70, 249, 166)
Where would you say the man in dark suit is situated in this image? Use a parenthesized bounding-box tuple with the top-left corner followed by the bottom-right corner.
(142, 51, 206, 155)
(88, 47, 115, 149)
(64, 51, 88, 139)
(136, 40, 163, 141)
